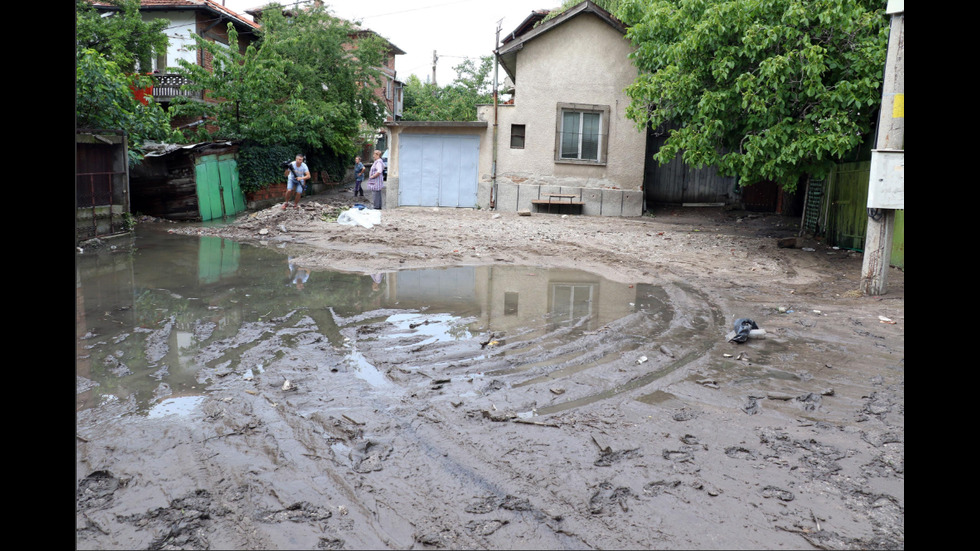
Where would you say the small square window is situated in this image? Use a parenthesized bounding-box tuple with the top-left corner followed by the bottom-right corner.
(510, 124, 525, 149)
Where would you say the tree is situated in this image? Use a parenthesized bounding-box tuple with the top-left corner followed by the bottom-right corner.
(401, 56, 494, 122)
(76, 50, 176, 148)
(617, 0, 889, 191)
(76, 0, 176, 164)
(171, 3, 387, 157)
(75, 0, 169, 73)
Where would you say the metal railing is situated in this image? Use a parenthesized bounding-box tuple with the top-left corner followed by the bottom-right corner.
(150, 74, 202, 102)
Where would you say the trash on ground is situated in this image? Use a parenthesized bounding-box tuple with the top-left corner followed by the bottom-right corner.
(727, 318, 760, 343)
(337, 208, 382, 229)
(697, 379, 719, 389)
(637, 356, 648, 364)
(878, 316, 896, 324)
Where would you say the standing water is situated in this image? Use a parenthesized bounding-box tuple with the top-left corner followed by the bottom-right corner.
(77, 227, 692, 416)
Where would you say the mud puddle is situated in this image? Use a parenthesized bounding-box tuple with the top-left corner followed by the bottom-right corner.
(77, 228, 703, 416)
(77, 227, 902, 550)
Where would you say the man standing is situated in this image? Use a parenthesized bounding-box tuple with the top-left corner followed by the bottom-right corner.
(353, 156, 365, 197)
(283, 154, 310, 209)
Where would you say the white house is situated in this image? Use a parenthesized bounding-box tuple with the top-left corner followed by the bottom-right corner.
(385, 2, 645, 215)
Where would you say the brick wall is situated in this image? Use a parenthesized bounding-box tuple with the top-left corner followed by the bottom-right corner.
(246, 183, 287, 203)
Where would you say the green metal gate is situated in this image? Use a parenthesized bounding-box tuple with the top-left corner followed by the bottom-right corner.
(826, 161, 904, 269)
(196, 153, 246, 221)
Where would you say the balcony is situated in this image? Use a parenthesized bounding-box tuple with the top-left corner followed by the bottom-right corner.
(149, 74, 203, 103)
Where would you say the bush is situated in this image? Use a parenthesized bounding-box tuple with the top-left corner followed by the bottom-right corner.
(238, 142, 349, 192)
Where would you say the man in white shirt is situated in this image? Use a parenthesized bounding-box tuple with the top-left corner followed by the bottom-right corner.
(283, 154, 310, 209)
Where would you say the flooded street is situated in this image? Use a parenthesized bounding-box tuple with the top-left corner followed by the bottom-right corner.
(77, 227, 676, 416)
(77, 208, 903, 550)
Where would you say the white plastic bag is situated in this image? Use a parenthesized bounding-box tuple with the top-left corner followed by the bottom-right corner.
(337, 208, 381, 229)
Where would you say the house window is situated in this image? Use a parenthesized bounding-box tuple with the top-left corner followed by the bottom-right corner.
(555, 103, 610, 165)
(510, 124, 525, 149)
(155, 51, 168, 73)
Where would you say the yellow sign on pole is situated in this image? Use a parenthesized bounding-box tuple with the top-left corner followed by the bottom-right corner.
(892, 93, 904, 119)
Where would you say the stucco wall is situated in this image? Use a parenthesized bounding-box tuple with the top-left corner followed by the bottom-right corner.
(478, 12, 645, 216)
(143, 11, 198, 72)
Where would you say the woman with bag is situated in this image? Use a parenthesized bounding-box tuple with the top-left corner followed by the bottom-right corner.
(365, 149, 386, 210)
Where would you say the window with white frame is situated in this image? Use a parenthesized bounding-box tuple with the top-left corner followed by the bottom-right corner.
(555, 103, 609, 164)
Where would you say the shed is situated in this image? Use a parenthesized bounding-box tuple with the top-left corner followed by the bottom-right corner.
(130, 142, 246, 221)
(385, 121, 488, 208)
(76, 129, 131, 241)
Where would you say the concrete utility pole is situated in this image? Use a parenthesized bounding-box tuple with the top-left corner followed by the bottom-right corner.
(431, 50, 438, 87)
(491, 18, 502, 210)
(861, 2, 904, 295)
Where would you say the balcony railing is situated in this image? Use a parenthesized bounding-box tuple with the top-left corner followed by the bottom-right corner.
(149, 74, 203, 102)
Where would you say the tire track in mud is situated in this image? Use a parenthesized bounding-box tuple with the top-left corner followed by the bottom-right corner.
(316, 280, 728, 548)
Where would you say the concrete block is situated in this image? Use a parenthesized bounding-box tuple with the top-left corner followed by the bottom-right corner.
(386, 177, 399, 207)
(516, 184, 540, 213)
(601, 189, 625, 216)
(580, 188, 603, 216)
(622, 190, 643, 217)
(495, 181, 520, 212)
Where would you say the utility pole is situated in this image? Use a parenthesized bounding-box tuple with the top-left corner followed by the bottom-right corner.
(860, 1, 904, 295)
(431, 50, 438, 88)
(491, 18, 502, 210)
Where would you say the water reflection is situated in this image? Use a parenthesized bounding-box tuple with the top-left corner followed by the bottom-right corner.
(76, 227, 645, 414)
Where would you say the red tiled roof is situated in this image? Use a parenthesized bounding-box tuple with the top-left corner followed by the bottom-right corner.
(93, 1, 259, 29)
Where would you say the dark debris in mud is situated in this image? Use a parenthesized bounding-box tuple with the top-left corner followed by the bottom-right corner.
(464, 494, 533, 515)
(117, 489, 230, 551)
(594, 447, 641, 466)
(317, 536, 346, 550)
(761, 485, 795, 501)
(77, 470, 124, 510)
(588, 482, 633, 515)
(642, 480, 681, 496)
(259, 501, 333, 523)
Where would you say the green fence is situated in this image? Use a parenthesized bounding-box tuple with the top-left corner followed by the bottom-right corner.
(196, 154, 246, 221)
(825, 161, 904, 269)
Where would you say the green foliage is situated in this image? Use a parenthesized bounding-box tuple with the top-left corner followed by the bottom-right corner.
(75, 0, 169, 73)
(617, 0, 888, 191)
(76, 0, 175, 164)
(171, 3, 386, 158)
(237, 143, 297, 193)
(237, 142, 347, 192)
(401, 56, 494, 121)
(541, 0, 624, 23)
(76, 49, 177, 163)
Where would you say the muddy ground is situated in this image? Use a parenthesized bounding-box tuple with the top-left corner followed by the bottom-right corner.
(76, 188, 904, 550)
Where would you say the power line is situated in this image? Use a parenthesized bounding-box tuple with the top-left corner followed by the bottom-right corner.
(358, 0, 480, 20)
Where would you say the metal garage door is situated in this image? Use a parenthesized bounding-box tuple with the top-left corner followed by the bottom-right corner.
(398, 134, 479, 207)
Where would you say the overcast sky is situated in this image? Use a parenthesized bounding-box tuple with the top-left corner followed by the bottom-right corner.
(222, 0, 547, 86)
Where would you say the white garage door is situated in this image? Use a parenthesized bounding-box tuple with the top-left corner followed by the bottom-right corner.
(398, 134, 480, 208)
